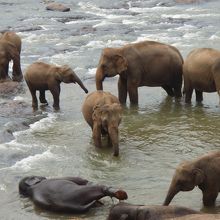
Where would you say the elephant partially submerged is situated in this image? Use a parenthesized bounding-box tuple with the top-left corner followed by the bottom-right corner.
(107, 203, 199, 220)
(163, 151, 220, 207)
(0, 31, 23, 82)
(25, 62, 88, 110)
(183, 48, 220, 103)
(96, 41, 183, 105)
(82, 91, 122, 156)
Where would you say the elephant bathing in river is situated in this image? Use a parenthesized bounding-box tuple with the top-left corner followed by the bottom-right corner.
(19, 176, 128, 213)
(0, 31, 22, 82)
(107, 203, 199, 220)
(25, 62, 88, 110)
(183, 48, 220, 104)
(82, 91, 122, 156)
(163, 151, 220, 207)
(95, 40, 183, 105)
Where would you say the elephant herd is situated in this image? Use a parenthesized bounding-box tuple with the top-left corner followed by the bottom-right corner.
(1, 31, 220, 219)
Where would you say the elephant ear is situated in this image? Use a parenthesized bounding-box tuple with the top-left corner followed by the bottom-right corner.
(92, 105, 102, 123)
(25, 176, 46, 186)
(193, 168, 205, 185)
(112, 103, 122, 114)
(114, 55, 127, 74)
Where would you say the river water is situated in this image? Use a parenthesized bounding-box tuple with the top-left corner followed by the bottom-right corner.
(0, 0, 220, 219)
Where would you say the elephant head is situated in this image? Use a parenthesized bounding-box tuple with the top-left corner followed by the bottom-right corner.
(163, 162, 205, 206)
(96, 48, 128, 90)
(56, 65, 88, 93)
(19, 176, 46, 197)
(92, 103, 122, 156)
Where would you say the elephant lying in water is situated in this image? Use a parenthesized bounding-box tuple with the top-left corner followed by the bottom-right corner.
(106, 203, 199, 220)
(19, 176, 128, 213)
(25, 62, 88, 110)
(0, 31, 23, 82)
(183, 48, 220, 104)
(163, 151, 220, 207)
(96, 40, 183, 105)
(82, 91, 122, 156)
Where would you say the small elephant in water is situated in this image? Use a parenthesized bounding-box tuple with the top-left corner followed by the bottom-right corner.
(19, 176, 128, 213)
(24, 62, 88, 110)
(183, 48, 220, 103)
(107, 203, 199, 220)
(163, 151, 220, 207)
(0, 31, 23, 82)
(95, 40, 183, 105)
(82, 91, 122, 156)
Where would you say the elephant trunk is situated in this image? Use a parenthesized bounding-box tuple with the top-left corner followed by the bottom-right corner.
(163, 184, 179, 206)
(73, 73, 88, 94)
(95, 67, 104, 90)
(109, 126, 119, 157)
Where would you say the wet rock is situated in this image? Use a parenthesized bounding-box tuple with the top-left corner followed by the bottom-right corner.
(0, 81, 24, 98)
(46, 3, 70, 12)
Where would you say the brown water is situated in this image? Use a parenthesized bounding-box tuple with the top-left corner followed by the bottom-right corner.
(0, 0, 220, 219)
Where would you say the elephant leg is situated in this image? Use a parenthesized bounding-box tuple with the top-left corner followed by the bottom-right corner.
(30, 89, 38, 110)
(185, 88, 193, 103)
(39, 90, 48, 105)
(92, 124, 102, 148)
(118, 76, 127, 104)
(162, 86, 174, 97)
(202, 191, 218, 207)
(49, 85, 60, 110)
(128, 84, 138, 105)
(174, 85, 182, 98)
(195, 90, 203, 102)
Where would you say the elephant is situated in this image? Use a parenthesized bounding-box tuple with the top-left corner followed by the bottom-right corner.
(106, 203, 199, 220)
(95, 40, 183, 105)
(82, 91, 122, 156)
(24, 62, 88, 110)
(19, 176, 128, 213)
(0, 31, 22, 82)
(183, 48, 220, 103)
(163, 151, 220, 207)
(173, 214, 220, 220)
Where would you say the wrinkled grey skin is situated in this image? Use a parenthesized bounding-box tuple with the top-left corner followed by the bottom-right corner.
(19, 176, 128, 213)
(25, 62, 88, 110)
(107, 203, 199, 220)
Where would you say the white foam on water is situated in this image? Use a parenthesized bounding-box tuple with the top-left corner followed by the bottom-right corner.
(13, 96, 25, 101)
(87, 68, 96, 76)
(10, 150, 55, 171)
(29, 113, 57, 133)
(93, 20, 112, 28)
(209, 34, 220, 40)
(0, 184, 6, 191)
(86, 39, 127, 49)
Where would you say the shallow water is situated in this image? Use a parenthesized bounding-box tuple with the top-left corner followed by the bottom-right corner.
(0, 0, 220, 219)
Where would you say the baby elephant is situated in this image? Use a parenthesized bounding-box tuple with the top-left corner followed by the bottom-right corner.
(82, 91, 122, 156)
(107, 203, 199, 220)
(25, 62, 88, 110)
(163, 151, 220, 207)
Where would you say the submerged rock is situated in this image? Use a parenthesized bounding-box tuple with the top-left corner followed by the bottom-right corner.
(46, 3, 70, 12)
(0, 81, 24, 98)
